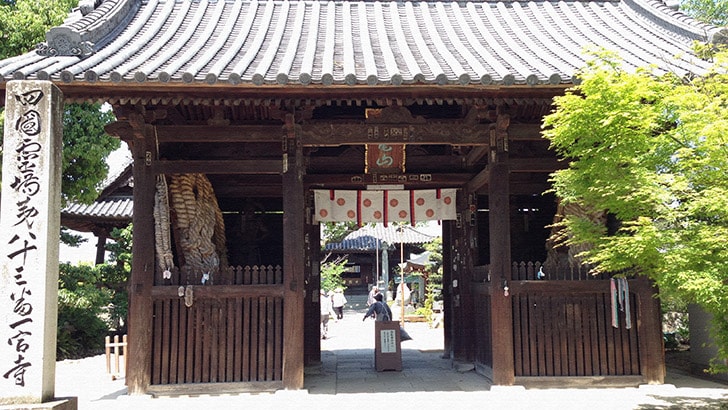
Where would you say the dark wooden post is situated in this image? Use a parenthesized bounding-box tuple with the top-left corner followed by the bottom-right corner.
(441, 220, 453, 358)
(282, 118, 305, 389)
(94, 232, 107, 265)
(452, 190, 476, 362)
(636, 276, 665, 383)
(304, 202, 322, 366)
(127, 120, 156, 393)
(489, 114, 515, 385)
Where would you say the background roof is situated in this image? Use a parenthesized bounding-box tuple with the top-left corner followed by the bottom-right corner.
(325, 223, 440, 252)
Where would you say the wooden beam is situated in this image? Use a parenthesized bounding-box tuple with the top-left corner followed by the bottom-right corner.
(508, 123, 544, 141)
(151, 284, 284, 298)
(214, 186, 284, 200)
(304, 173, 473, 188)
(465, 146, 489, 167)
(152, 159, 282, 175)
(465, 165, 490, 193)
(509, 182, 552, 195)
(154, 125, 285, 142)
(510, 157, 566, 173)
(307, 154, 464, 173)
(298, 122, 490, 146)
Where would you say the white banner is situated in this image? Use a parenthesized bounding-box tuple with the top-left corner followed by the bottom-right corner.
(314, 189, 457, 224)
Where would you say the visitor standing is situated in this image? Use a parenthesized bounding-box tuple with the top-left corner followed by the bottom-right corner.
(320, 289, 334, 339)
(367, 286, 380, 306)
(332, 288, 347, 320)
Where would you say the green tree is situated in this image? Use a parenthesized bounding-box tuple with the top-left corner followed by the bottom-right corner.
(681, 0, 728, 26)
(0, 0, 76, 56)
(56, 224, 130, 359)
(543, 48, 728, 372)
(320, 255, 348, 294)
(321, 221, 360, 244)
(1, 0, 120, 207)
(61, 103, 118, 204)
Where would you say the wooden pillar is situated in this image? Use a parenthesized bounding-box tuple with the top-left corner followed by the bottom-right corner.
(636, 276, 665, 383)
(441, 220, 453, 358)
(452, 190, 476, 362)
(94, 233, 107, 265)
(489, 114, 515, 385)
(304, 206, 321, 366)
(126, 120, 156, 394)
(282, 124, 305, 389)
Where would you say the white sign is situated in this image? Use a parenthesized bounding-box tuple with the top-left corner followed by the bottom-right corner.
(380, 329, 397, 353)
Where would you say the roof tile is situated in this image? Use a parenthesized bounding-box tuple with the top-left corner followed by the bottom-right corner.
(1, 0, 723, 86)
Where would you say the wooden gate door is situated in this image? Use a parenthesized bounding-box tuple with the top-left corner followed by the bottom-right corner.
(147, 266, 285, 394)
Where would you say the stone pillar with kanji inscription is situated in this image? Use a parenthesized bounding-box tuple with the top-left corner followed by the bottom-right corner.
(1, 81, 63, 404)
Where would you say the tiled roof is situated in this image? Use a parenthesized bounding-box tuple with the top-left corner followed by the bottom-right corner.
(1, 0, 723, 88)
(62, 197, 134, 220)
(325, 223, 439, 252)
(62, 161, 134, 221)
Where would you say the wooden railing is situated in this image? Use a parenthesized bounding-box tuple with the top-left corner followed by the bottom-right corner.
(105, 334, 127, 380)
(473, 262, 650, 379)
(155, 265, 283, 286)
(150, 264, 285, 388)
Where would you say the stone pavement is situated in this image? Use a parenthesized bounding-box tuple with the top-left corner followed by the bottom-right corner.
(49, 302, 728, 410)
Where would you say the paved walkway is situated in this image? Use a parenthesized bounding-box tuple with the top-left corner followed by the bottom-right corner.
(50, 302, 728, 410)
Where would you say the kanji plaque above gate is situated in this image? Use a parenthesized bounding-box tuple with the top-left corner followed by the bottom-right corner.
(365, 143, 405, 174)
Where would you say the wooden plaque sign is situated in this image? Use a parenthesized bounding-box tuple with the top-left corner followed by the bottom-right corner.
(365, 143, 405, 174)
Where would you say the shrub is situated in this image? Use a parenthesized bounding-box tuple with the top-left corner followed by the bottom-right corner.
(57, 263, 114, 359)
(56, 224, 131, 359)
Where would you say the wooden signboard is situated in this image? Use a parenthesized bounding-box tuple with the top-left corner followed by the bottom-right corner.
(365, 144, 405, 174)
(374, 321, 402, 371)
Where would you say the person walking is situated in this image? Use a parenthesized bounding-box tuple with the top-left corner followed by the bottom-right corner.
(332, 288, 347, 320)
(367, 286, 380, 307)
(320, 289, 334, 339)
(362, 293, 392, 322)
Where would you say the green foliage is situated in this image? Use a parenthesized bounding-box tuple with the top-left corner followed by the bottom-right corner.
(320, 256, 348, 294)
(543, 48, 728, 372)
(57, 263, 113, 359)
(60, 226, 88, 247)
(107, 224, 133, 269)
(0, 1, 120, 206)
(61, 103, 120, 205)
(102, 224, 132, 330)
(56, 224, 131, 359)
(320, 222, 360, 245)
(680, 0, 728, 26)
(0, 0, 76, 58)
(422, 237, 444, 290)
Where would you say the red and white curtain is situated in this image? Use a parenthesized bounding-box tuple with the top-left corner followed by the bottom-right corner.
(314, 189, 457, 225)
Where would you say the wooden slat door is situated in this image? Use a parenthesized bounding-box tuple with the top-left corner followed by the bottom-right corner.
(148, 266, 285, 392)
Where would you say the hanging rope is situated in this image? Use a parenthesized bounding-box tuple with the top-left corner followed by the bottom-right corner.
(168, 173, 228, 282)
(154, 174, 174, 278)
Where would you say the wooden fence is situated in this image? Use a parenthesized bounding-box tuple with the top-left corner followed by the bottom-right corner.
(512, 290, 639, 377)
(473, 262, 653, 381)
(105, 334, 127, 379)
(155, 265, 283, 286)
(149, 265, 285, 392)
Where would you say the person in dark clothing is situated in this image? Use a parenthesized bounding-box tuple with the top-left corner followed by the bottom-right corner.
(362, 293, 393, 322)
